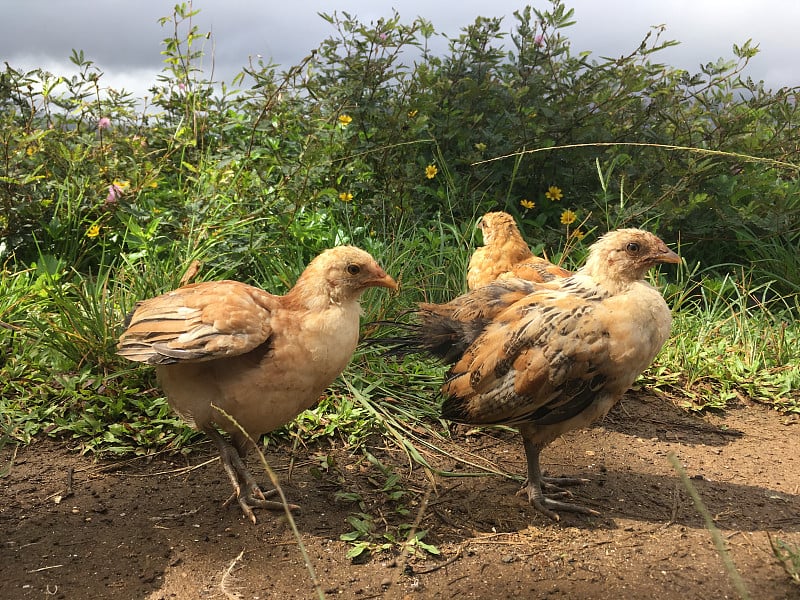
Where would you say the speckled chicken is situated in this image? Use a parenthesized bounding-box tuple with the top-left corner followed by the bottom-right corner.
(118, 246, 397, 523)
(467, 211, 571, 290)
(382, 229, 680, 519)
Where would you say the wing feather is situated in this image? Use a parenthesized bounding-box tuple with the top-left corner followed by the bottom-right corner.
(118, 280, 277, 365)
(441, 286, 614, 426)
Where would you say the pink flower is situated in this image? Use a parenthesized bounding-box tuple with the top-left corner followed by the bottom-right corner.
(97, 117, 111, 130)
(105, 183, 123, 204)
(534, 35, 545, 47)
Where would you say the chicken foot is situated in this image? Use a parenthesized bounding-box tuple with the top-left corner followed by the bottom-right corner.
(206, 428, 298, 523)
(518, 437, 600, 520)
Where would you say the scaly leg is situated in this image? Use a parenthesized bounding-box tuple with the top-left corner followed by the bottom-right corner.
(206, 428, 298, 523)
(516, 434, 600, 520)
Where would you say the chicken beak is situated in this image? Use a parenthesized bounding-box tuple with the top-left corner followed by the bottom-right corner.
(657, 247, 682, 265)
(372, 272, 399, 291)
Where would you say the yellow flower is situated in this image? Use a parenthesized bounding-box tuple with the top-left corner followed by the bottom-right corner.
(408, 109, 418, 118)
(146, 181, 158, 188)
(520, 199, 535, 210)
(572, 229, 586, 240)
(425, 164, 438, 179)
(112, 179, 130, 190)
(474, 142, 487, 152)
(545, 185, 563, 201)
(560, 209, 577, 225)
(338, 192, 353, 202)
(338, 114, 353, 126)
(86, 224, 101, 238)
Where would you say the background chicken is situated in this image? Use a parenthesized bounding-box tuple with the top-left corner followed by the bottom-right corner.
(382, 229, 680, 520)
(118, 246, 397, 523)
(467, 211, 571, 289)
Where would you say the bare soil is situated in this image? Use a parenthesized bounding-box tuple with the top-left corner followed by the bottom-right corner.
(2, 393, 799, 600)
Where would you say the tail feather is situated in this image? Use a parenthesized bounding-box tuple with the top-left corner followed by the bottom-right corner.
(416, 308, 489, 364)
(364, 312, 488, 365)
(365, 279, 535, 364)
(361, 320, 427, 358)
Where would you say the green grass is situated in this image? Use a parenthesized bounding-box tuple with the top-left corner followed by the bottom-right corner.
(654, 265, 800, 412)
(769, 535, 800, 586)
(3, 209, 798, 456)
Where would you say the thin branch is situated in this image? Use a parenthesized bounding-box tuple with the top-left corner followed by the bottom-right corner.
(472, 142, 800, 173)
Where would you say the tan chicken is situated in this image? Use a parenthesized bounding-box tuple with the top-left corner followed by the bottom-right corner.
(118, 246, 397, 523)
(467, 211, 571, 290)
(382, 229, 679, 519)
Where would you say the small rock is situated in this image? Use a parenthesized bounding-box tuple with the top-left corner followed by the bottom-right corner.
(502, 554, 516, 564)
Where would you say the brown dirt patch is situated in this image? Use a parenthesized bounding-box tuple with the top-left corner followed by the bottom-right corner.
(2, 393, 799, 599)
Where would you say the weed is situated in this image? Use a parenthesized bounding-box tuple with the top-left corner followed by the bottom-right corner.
(769, 534, 800, 586)
(336, 453, 440, 561)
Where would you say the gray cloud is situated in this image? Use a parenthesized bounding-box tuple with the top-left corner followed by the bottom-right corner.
(2, 0, 797, 100)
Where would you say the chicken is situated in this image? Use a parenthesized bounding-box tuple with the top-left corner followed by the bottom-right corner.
(467, 211, 571, 290)
(118, 246, 398, 523)
(381, 229, 680, 520)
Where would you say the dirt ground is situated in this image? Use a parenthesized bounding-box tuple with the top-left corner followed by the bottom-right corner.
(2, 392, 799, 600)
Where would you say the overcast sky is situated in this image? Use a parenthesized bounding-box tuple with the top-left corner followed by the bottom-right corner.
(2, 0, 798, 99)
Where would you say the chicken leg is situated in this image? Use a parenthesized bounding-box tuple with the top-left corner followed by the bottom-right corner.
(206, 428, 298, 523)
(518, 434, 600, 521)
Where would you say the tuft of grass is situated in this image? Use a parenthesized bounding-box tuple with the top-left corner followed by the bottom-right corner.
(769, 534, 800, 586)
(653, 263, 800, 412)
(0, 438, 16, 478)
(336, 451, 440, 561)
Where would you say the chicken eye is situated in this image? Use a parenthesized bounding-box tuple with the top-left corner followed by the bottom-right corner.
(626, 242, 640, 253)
(346, 264, 361, 275)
